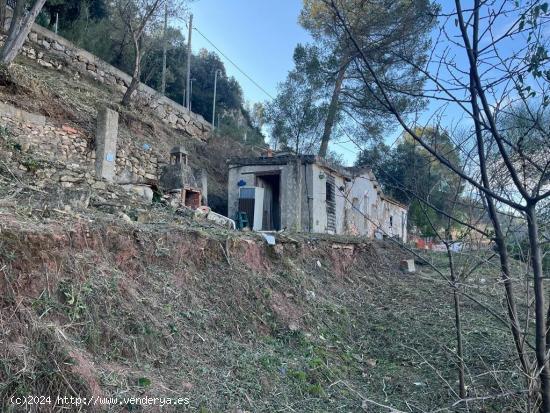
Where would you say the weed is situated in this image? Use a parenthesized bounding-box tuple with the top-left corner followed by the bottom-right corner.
(21, 158, 42, 174)
(307, 383, 325, 396)
(58, 279, 91, 321)
(137, 377, 152, 387)
(0, 125, 14, 142)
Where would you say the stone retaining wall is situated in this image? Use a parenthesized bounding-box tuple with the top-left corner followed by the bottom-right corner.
(1, 103, 162, 185)
(15, 23, 212, 140)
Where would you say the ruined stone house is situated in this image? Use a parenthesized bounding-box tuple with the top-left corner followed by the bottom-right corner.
(227, 153, 407, 240)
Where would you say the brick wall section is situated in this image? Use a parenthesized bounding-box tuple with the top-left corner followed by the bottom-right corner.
(15, 23, 212, 140)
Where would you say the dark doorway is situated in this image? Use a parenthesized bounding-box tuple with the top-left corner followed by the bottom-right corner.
(256, 173, 281, 231)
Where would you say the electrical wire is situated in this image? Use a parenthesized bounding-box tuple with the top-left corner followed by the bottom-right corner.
(193, 25, 276, 101)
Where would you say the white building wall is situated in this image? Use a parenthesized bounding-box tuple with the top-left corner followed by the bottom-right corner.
(309, 164, 325, 233)
(344, 171, 408, 241)
(345, 171, 380, 236)
(308, 164, 347, 234)
(334, 174, 346, 234)
(380, 200, 408, 242)
(228, 162, 407, 239)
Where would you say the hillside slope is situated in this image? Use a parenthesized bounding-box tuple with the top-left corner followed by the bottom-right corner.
(0, 51, 526, 413)
(0, 207, 523, 413)
(0, 54, 258, 213)
(0, 140, 523, 413)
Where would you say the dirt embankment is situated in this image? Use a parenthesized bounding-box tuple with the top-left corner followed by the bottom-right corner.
(0, 211, 414, 412)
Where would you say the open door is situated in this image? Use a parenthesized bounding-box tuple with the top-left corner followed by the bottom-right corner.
(255, 173, 281, 231)
(238, 187, 265, 231)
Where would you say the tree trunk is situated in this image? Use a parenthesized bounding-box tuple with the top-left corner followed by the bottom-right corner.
(0, 0, 46, 66)
(2, 0, 24, 54)
(469, 68, 530, 381)
(489, 198, 530, 373)
(121, 37, 142, 107)
(447, 247, 466, 399)
(122, 76, 140, 107)
(318, 59, 348, 158)
(526, 204, 550, 412)
(0, 0, 7, 32)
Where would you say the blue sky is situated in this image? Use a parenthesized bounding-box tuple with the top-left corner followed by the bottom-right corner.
(176, 1, 544, 167)
(187, 0, 311, 106)
(181, 1, 363, 164)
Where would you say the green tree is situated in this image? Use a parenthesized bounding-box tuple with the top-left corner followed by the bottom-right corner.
(41, 0, 108, 31)
(36, 0, 261, 141)
(266, 45, 326, 153)
(356, 128, 464, 236)
(298, 0, 437, 157)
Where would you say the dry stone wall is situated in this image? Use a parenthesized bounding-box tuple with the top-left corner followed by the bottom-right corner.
(15, 23, 212, 140)
(1, 103, 163, 186)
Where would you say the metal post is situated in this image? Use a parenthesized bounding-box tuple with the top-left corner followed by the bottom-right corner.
(185, 13, 193, 112)
(212, 69, 221, 127)
(55, 13, 58, 34)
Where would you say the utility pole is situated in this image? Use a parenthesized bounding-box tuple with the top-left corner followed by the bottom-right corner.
(212, 69, 221, 127)
(185, 13, 193, 112)
(190, 79, 195, 111)
(160, 2, 168, 95)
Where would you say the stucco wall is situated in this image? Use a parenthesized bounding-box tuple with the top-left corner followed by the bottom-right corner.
(379, 200, 408, 242)
(308, 164, 346, 234)
(345, 171, 379, 236)
(301, 163, 313, 232)
(344, 170, 408, 240)
(309, 164, 326, 233)
(228, 160, 407, 238)
(228, 163, 297, 228)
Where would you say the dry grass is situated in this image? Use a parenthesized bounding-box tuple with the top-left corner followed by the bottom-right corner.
(0, 52, 531, 413)
(0, 207, 528, 412)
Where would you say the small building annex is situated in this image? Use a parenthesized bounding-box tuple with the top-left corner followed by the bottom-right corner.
(227, 153, 407, 241)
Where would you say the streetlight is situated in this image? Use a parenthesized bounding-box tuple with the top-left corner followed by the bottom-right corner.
(212, 69, 221, 128)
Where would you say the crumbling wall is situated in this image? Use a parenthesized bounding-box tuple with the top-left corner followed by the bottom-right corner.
(344, 170, 379, 237)
(379, 199, 408, 242)
(6, 23, 212, 141)
(1, 102, 162, 184)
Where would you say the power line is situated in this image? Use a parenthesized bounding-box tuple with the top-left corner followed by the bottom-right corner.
(193, 25, 275, 101)
(191, 24, 370, 164)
